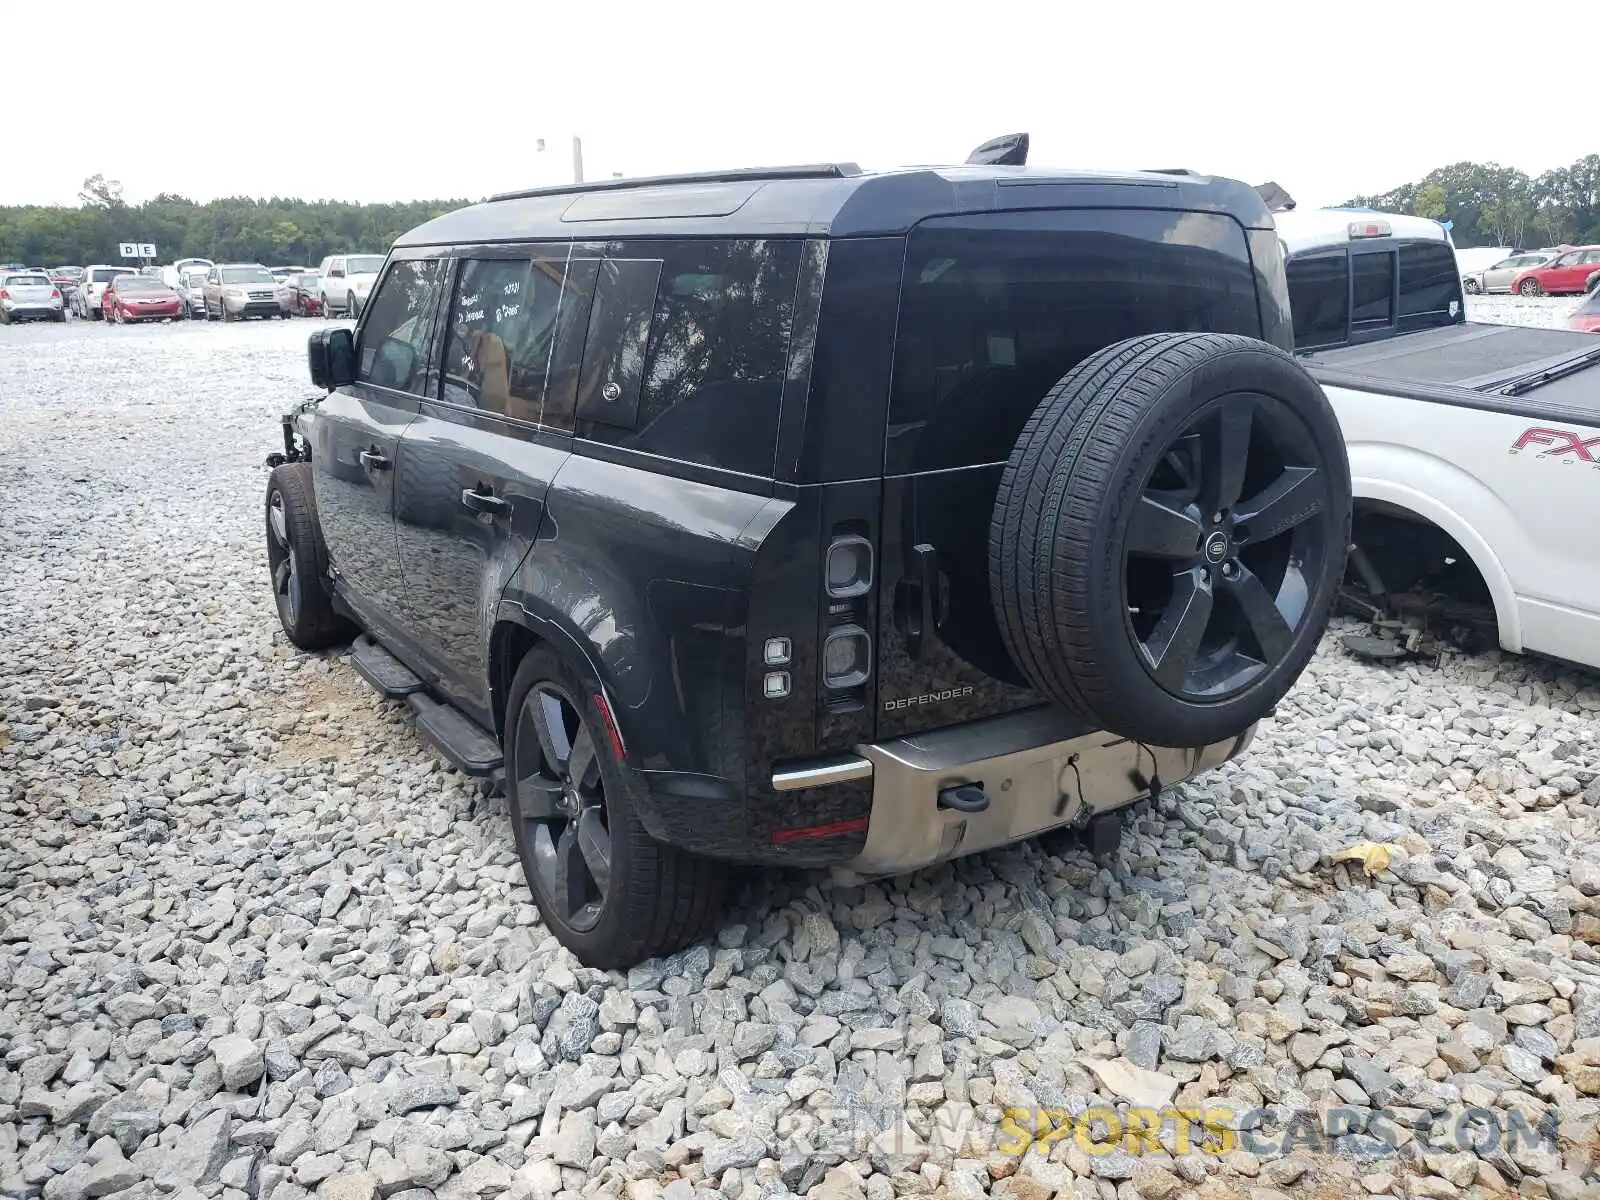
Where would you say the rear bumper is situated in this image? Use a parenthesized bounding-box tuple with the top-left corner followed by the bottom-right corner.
(772, 706, 1253, 878)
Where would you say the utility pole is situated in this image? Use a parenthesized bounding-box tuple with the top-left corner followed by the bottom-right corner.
(572, 136, 584, 184)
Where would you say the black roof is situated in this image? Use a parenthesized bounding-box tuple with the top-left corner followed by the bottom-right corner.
(394, 163, 1276, 248)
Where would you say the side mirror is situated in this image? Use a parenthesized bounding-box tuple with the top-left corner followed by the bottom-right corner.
(308, 327, 356, 390)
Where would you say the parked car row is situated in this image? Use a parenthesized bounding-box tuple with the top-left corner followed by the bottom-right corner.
(0, 253, 381, 324)
(1462, 244, 1600, 296)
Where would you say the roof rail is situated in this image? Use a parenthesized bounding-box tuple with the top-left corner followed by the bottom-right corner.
(1146, 167, 1199, 176)
(488, 163, 862, 204)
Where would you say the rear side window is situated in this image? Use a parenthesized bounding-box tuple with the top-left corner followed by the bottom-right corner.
(440, 253, 593, 428)
(575, 238, 803, 477)
(1285, 254, 1349, 349)
(889, 209, 1260, 473)
(1398, 241, 1459, 316)
(354, 258, 440, 394)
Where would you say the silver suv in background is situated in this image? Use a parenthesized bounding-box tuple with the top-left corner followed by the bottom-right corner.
(179, 271, 208, 319)
(314, 253, 384, 318)
(74, 265, 138, 319)
(0, 271, 66, 323)
(202, 263, 291, 321)
(1461, 251, 1558, 295)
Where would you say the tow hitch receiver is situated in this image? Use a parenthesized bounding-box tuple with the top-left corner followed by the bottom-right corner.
(937, 782, 989, 814)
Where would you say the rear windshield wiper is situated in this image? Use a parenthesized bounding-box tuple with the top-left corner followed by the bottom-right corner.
(1502, 344, 1600, 397)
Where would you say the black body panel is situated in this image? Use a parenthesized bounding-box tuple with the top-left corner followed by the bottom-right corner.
(310, 389, 415, 624)
(392, 406, 571, 727)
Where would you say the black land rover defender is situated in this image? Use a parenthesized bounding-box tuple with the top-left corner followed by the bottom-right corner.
(264, 139, 1352, 967)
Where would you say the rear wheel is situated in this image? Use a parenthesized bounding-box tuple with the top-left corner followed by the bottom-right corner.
(1519, 278, 1543, 297)
(265, 463, 355, 650)
(991, 333, 1351, 747)
(505, 645, 724, 968)
(1586, 271, 1600, 294)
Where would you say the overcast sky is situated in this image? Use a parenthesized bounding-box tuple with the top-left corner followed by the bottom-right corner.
(8, 0, 1588, 211)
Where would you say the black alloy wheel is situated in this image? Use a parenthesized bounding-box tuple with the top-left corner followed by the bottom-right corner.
(266, 489, 300, 631)
(1124, 392, 1331, 701)
(512, 680, 612, 933)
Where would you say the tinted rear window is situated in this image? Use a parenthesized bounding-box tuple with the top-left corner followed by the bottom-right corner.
(888, 209, 1261, 473)
(574, 238, 803, 477)
(1352, 252, 1394, 325)
(1398, 241, 1459, 316)
(1285, 253, 1349, 349)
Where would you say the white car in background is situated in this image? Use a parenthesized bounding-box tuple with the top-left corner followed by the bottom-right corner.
(73, 265, 139, 320)
(314, 253, 384, 319)
(0, 271, 66, 323)
(162, 257, 215, 292)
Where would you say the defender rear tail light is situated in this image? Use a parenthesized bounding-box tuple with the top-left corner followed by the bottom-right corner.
(822, 624, 871, 690)
(825, 535, 873, 598)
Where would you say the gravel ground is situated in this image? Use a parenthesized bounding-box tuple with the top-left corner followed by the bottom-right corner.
(2, 309, 1598, 1200)
(1465, 294, 1587, 329)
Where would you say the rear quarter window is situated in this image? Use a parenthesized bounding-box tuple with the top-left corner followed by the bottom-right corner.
(574, 238, 803, 477)
(888, 209, 1260, 473)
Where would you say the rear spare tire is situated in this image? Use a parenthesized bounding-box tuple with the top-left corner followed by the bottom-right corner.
(991, 333, 1350, 747)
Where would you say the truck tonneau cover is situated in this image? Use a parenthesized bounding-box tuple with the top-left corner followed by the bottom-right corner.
(1303, 323, 1600, 422)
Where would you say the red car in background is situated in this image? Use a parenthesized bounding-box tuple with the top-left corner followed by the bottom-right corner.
(283, 272, 324, 316)
(1509, 245, 1600, 296)
(1568, 289, 1600, 333)
(103, 274, 184, 323)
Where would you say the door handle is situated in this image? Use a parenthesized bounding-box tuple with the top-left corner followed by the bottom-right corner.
(461, 487, 509, 516)
(359, 448, 390, 470)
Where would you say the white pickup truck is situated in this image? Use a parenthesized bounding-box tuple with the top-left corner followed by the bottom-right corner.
(1273, 206, 1600, 670)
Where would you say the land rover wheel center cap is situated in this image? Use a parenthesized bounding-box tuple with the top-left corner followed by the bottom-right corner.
(1204, 531, 1230, 563)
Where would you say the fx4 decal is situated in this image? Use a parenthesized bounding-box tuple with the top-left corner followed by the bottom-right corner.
(1510, 426, 1600, 463)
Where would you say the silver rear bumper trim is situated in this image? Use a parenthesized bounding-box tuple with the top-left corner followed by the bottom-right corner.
(772, 755, 874, 791)
(773, 706, 1253, 877)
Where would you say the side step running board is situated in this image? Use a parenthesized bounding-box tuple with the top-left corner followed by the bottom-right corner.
(348, 635, 425, 698)
(345, 635, 504, 783)
(406, 693, 503, 778)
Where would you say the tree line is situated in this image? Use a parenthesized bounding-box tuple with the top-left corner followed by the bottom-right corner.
(0, 176, 470, 267)
(6, 156, 1599, 268)
(1345, 153, 1600, 249)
